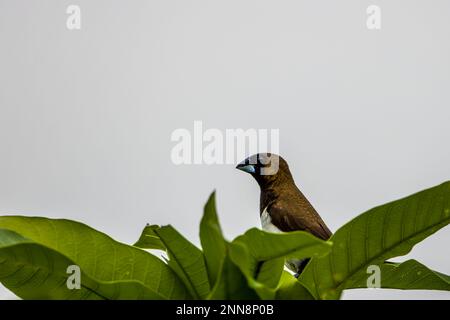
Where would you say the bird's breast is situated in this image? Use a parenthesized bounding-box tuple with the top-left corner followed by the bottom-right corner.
(260, 206, 305, 274)
(260, 207, 282, 233)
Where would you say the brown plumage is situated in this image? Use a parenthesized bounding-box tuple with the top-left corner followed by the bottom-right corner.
(236, 153, 332, 274)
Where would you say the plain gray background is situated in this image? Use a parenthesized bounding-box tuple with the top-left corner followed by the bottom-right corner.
(0, 0, 449, 299)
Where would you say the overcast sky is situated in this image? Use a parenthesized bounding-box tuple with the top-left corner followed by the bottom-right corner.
(0, 0, 449, 299)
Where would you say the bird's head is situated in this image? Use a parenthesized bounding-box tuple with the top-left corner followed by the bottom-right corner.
(236, 153, 292, 188)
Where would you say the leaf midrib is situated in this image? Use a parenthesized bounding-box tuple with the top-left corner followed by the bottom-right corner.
(333, 217, 450, 293)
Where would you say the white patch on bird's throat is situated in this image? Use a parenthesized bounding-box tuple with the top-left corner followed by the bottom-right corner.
(261, 207, 282, 233)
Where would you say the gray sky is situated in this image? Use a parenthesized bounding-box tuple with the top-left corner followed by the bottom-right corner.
(0, 0, 449, 299)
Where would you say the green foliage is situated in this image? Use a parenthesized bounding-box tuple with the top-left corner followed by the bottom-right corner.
(133, 224, 166, 251)
(229, 228, 331, 299)
(344, 259, 450, 291)
(0, 217, 188, 299)
(275, 271, 314, 300)
(199, 192, 227, 287)
(0, 182, 449, 299)
(299, 181, 450, 299)
(154, 225, 211, 299)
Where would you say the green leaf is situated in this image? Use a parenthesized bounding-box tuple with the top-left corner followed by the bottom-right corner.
(198, 193, 259, 300)
(349, 259, 450, 291)
(199, 192, 227, 287)
(155, 225, 211, 299)
(0, 216, 189, 299)
(233, 228, 332, 261)
(0, 228, 166, 299)
(256, 258, 286, 290)
(207, 247, 259, 300)
(227, 240, 282, 299)
(299, 181, 450, 299)
(275, 271, 315, 300)
(379, 260, 450, 290)
(133, 224, 166, 251)
(229, 228, 332, 299)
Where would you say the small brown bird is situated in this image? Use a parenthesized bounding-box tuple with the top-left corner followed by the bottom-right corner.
(236, 153, 332, 276)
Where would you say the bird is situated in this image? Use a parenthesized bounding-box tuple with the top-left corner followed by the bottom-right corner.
(236, 153, 332, 276)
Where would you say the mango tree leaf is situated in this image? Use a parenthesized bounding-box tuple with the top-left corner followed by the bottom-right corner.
(133, 224, 166, 251)
(275, 271, 315, 300)
(198, 192, 258, 299)
(0, 228, 165, 299)
(207, 248, 259, 300)
(199, 192, 226, 287)
(256, 258, 286, 290)
(155, 225, 211, 299)
(229, 228, 332, 299)
(349, 259, 450, 291)
(233, 228, 332, 261)
(299, 181, 450, 299)
(0, 216, 189, 299)
(227, 240, 282, 299)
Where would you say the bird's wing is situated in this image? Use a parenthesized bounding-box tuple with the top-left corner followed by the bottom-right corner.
(268, 201, 332, 241)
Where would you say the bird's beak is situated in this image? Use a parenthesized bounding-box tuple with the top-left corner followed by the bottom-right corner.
(236, 162, 256, 174)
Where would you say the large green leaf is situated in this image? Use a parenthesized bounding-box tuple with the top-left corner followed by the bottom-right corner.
(198, 193, 259, 299)
(275, 271, 315, 300)
(348, 259, 450, 291)
(299, 181, 450, 299)
(0, 228, 166, 299)
(199, 192, 226, 287)
(155, 225, 211, 299)
(229, 228, 332, 299)
(0, 216, 189, 299)
(207, 247, 259, 300)
(228, 239, 282, 299)
(232, 228, 332, 262)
